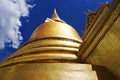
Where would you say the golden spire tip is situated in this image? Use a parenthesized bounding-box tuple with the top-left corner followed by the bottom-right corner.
(50, 8, 61, 20)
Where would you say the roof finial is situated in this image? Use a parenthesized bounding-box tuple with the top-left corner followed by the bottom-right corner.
(45, 8, 65, 23)
(50, 8, 61, 20)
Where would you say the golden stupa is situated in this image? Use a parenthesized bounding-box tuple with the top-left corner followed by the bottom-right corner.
(0, 9, 98, 80)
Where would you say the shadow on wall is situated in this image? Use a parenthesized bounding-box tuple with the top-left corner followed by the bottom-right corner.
(92, 65, 117, 80)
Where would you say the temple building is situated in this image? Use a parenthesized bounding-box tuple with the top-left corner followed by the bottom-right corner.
(78, 0, 120, 80)
(0, 0, 120, 80)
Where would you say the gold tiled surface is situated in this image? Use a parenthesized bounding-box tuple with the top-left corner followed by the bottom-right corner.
(0, 63, 98, 80)
(79, 0, 120, 79)
(87, 16, 120, 79)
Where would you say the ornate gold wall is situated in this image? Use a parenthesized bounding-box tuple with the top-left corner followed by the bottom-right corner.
(78, 0, 120, 79)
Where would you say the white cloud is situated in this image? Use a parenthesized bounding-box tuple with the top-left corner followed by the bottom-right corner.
(0, 0, 32, 49)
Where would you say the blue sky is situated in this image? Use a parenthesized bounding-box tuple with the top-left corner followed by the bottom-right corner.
(0, 0, 112, 61)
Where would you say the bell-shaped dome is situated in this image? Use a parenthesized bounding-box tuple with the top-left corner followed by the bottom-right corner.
(29, 9, 82, 42)
(29, 20, 82, 42)
(0, 9, 83, 67)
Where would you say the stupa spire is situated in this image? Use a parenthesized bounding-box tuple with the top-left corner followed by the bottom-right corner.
(45, 8, 65, 23)
(50, 8, 61, 20)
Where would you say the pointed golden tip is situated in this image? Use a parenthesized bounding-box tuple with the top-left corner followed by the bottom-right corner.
(50, 8, 61, 20)
(54, 8, 57, 13)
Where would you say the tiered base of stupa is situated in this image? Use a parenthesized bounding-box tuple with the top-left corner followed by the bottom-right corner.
(0, 63, 98, 80)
